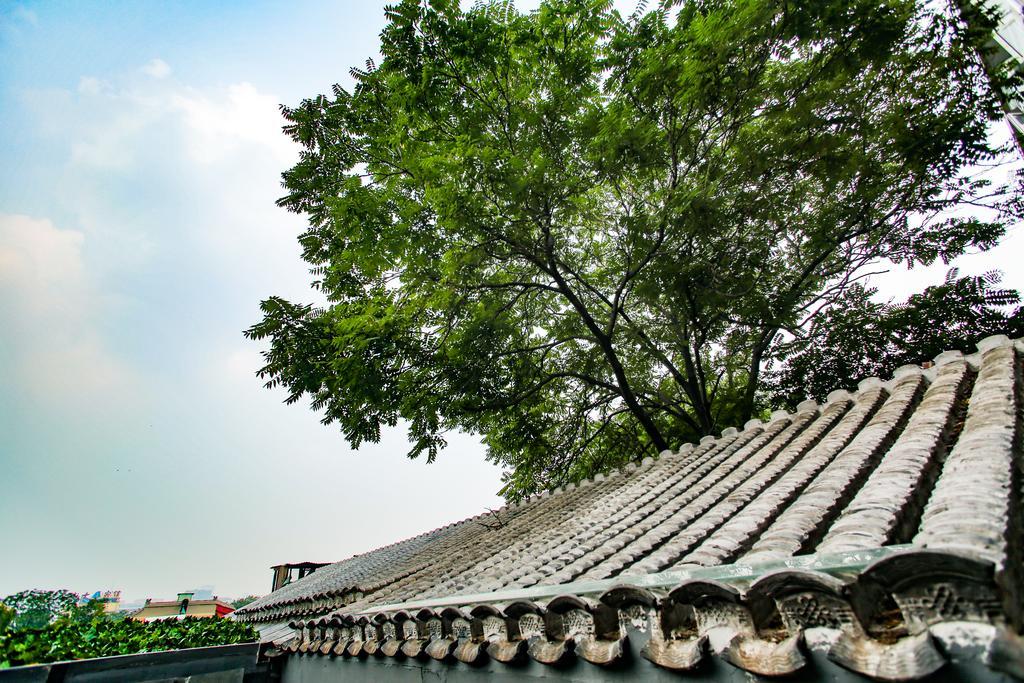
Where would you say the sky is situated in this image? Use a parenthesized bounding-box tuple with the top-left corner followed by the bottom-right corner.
(0, 0, 1021, 604)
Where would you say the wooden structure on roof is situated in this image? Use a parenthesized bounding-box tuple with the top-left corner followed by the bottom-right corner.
(271, 562, 330, 593)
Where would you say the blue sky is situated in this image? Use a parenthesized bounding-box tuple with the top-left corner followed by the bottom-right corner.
(0, 0, 1021, 604)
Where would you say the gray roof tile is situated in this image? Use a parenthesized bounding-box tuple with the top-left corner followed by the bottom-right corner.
(238, 337, 1024, 679)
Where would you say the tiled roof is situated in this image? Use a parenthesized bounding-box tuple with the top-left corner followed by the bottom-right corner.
(238, 335, 1024, 679)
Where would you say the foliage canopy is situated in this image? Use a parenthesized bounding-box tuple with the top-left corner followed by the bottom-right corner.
(248, 0, 1022, 499)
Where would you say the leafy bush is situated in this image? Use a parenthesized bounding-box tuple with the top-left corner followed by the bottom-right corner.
(0, 616, 258, 668)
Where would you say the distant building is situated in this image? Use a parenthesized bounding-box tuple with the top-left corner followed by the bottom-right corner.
(79, 590, 121, 614)
(270, 562, 329, 593)
(132, 592, 234, 622)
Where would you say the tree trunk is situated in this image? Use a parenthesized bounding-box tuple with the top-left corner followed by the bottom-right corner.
(741, 332, 773, 423)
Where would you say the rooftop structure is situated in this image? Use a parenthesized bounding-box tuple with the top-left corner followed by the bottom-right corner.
(271, 562, 330, 593)
(234, 336, 1024, 681)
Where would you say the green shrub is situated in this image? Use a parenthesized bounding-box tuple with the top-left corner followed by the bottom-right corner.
(0, 616, 257, 668)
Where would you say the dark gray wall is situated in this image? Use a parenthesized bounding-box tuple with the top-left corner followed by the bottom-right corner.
(0, 643, 268, 683)
(280, 642, 1016, 683)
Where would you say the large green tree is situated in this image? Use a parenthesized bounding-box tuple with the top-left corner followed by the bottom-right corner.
(248, 0, 1021, 498)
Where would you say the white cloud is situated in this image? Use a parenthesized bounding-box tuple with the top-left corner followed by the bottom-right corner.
(69, 114, 148, 169)
(0, 214, 86, 312)
(0, 213, 137, 405)
(52, 86, 164, 170)
(141, 58, 172, 79)
(8, 75, 307, 412)
(77, 76, 106, 96)
(43, 76, 296, 171)
(171, 82, 297, 165)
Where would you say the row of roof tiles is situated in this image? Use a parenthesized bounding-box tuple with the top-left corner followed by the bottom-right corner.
(273, 547, 1023, 680)
(241, 335, 1024, 679)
